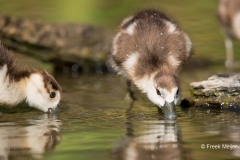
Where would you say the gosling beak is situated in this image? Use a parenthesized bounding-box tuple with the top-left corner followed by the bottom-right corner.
(48, 104, 60, 113)
(163, 101, 177, 119)
(48, 108, 53, 113)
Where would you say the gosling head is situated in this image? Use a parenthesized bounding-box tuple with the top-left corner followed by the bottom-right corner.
(26, 70, 61, 112)
(147, 72, 180, 119)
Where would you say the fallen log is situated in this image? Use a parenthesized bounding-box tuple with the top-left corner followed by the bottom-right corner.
(0, 14, 113, 70)
(181, 73, 240, 109)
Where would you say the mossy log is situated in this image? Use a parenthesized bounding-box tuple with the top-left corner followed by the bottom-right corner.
(181, 73, 240, 109)
(0, 14, 113, 70)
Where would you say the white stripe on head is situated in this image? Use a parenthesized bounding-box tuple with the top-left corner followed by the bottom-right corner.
(112, 32, 122, 55)
(123, 52, 139, 76)
(121, 16, 134, 27)
(165, 21, 176, 33)
(168, 54, 181, 68)
(126, 22, 137, 35)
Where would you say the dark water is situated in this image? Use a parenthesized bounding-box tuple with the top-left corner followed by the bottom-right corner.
(1, 0, 240, 160)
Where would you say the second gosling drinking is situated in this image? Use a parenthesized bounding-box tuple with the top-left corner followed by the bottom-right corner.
(109, 9, 192, 118)
(0, 42, 61, 112)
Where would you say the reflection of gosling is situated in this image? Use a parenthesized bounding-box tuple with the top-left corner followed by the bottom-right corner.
(112, 121, 181, 160)
(109, 9, 192, 118)
(0, 42, 61, 112)
(217, 0, 240, 67)
(0, 114, 61, 159)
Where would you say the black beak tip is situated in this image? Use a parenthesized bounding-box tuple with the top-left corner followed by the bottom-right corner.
(163, 101, 177, 119)
(164, 112, 177, 119)
(48, 108, 53, 113)
(48, 105, 60, 114)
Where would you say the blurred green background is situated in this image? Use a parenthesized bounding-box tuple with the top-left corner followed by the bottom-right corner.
(1, 0, 240, 63)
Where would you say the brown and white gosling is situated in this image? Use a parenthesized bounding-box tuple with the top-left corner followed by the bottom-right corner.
(0, 42, 61, 112)
(217, 0, 240, 68)
(109, 9, 192, 119)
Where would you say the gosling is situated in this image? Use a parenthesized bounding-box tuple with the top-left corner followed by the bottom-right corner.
(109, 9, 192, 119)
(0, 42, 61, 112)
(217, 0, 240, 68)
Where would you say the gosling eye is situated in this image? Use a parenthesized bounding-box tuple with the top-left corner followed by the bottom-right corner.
(176, 89, 180, 95)
(156, 89, 162, 96)
(50, 92, 56, 98)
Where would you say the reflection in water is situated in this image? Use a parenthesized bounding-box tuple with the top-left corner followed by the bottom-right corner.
(225, 126, 240, 157)
(0, 114, 61, 160)
(112, 120, 188, 160)
(187, 107, 240, 158)
(206, 121, 240, 158)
